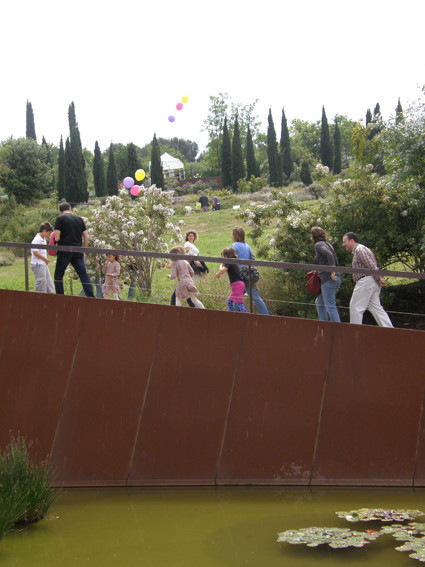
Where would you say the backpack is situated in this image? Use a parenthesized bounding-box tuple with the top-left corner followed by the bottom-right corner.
(48, 232, 57, 257)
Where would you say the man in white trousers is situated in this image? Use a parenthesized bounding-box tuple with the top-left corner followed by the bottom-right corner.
(342, 232, 393, 327)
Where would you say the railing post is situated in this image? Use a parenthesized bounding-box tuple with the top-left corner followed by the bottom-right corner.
(24, 247, 29, 292)
(248, 267, 253, 313)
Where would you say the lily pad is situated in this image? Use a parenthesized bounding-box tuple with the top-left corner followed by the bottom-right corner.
(380, 523, 425, 541)
(277, 526, 381, 548)
(396, 538, 425, 562)
(335, 508, 424, 523)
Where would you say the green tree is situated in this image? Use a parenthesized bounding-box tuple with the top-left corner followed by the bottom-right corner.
(57, 136, 65, 200)
(320, 106, 333, 169)
(158, 137, 199, 162)
(127, 142, 140, 177)
(202, 92, 229, 169)
(280, 108, 293, 182)
(0, 138, 53, 205)
(41, 136, 52, 165)
(395, 98, 404, 124)
(323, 164, 425, 272)
(221, 117, 232, 189)
(64, 102, 88, 203)
(25, 101, 36, 142)
(290, 119, 321, 166)
(300, 161, 313, 185)
(382, 88, 425, 191)
(150, 133, 164, 189)
(246, 124, 259, 180)
(267, 109, 282, 187)
(93, 141, 106, 197)
(333, 120, 342, 174)
(365, 108, 372, 126)
(106, 143, 118, 196)
(231, 114, 245, 192)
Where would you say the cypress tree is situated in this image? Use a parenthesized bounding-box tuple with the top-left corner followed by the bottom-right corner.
(300, 161, 313, 186)
(64, 129, 88, 204)
(395, 98, 404, 124)
(246, 124, 259, 180)
(320, 106, 333, 169)
(93, 141, 107, 197)
(41, 136, 52, 165)
(221, 117, 232, 189)
(106, 143, 118, 196)
(231, 114, 245, 193)
(267, 108, 282, 187)
(333, 121, 342, 174)
(365, 108, 372, 126)
(150, 134, 164, 189)
(57, 136, 65, 200)
(373, 103, 381, 118)
(26, 100, 37, 141)
(127, 142, 140, 177)
(280, 108, 293, 182)
(64, 102, 88, 203)
(68, 102, 77, 131)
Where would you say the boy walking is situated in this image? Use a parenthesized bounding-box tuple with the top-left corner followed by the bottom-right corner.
(31, 222, 55, 293)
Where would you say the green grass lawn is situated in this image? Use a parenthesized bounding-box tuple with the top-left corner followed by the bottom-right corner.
(0, 205, 276, 308)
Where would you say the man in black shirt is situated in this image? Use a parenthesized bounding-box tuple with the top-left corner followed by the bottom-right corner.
(53, 202, 94, 297)
(198, 194, 209, 212)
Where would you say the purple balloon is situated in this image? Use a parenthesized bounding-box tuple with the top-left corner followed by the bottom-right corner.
(168, 115, 175, 122)
(123, 176, 134, 189)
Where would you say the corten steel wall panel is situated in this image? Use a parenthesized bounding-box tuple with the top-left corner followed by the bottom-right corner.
(0, 289, 15, 355)
(128, 308, 245, 485)
(217, 317, 333, 485)
(312, 325, 425, 485)
(51, 301, 164, 486)
(0, 291, 85, 460)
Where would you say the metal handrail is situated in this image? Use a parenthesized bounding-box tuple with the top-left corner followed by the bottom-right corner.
(1, 241, 424, 313)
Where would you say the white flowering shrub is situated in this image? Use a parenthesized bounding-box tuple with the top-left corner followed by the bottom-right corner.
(238, 189, 321, 317)
(86, 186, 184, 294)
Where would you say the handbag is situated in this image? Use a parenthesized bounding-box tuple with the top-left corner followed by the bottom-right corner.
(306, 271, 321, 295)
(240, 265, 260, 284)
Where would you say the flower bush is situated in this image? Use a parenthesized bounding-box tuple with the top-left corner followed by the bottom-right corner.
(86, 186, 185, 294)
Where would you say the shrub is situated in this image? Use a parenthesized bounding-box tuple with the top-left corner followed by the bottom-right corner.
(0, 435, 57, 529)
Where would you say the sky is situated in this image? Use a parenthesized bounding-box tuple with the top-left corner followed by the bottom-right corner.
(1, 0, 424, 156)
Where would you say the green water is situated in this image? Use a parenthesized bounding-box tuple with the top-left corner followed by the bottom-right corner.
(1, 486, 425, 566)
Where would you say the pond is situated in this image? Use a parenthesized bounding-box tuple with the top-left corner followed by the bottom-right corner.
(1, 486, 425, 566)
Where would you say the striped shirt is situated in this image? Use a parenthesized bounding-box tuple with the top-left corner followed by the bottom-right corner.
(352, 243, 381, 284)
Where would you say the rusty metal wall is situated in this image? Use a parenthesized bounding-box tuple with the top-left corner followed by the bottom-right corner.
(1, 289, 425, 487)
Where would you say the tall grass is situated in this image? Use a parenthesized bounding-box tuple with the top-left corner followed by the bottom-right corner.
(0, 435, 57, 541)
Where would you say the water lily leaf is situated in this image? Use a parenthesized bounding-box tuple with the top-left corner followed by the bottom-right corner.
(335, 508, 424, 523)
(277, 526, 381, 549)
(396, 537, 425, 562)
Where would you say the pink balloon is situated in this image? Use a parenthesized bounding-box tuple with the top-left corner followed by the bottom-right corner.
(168, 115, 175, 122)
(176, 102, 183, 111)
(130, 185, 140, 196)
(124, 176, 134, 189)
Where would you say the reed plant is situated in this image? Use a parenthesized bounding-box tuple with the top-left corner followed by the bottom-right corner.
(0, 435, 57, 536)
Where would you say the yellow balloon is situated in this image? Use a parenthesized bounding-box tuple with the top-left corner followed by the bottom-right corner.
(182, 95, 189, 103)
(135, 169, 146, 181)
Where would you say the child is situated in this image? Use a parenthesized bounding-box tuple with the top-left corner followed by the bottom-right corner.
(30, 221, 55, 293)
(102, 252, 121, 300)
(215, 247, 248, 312)
(167, 246, 205, 308)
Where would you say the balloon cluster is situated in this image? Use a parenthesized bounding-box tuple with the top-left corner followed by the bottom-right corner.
(123, 169, 146, 196)
(168, 95, 189, 123)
